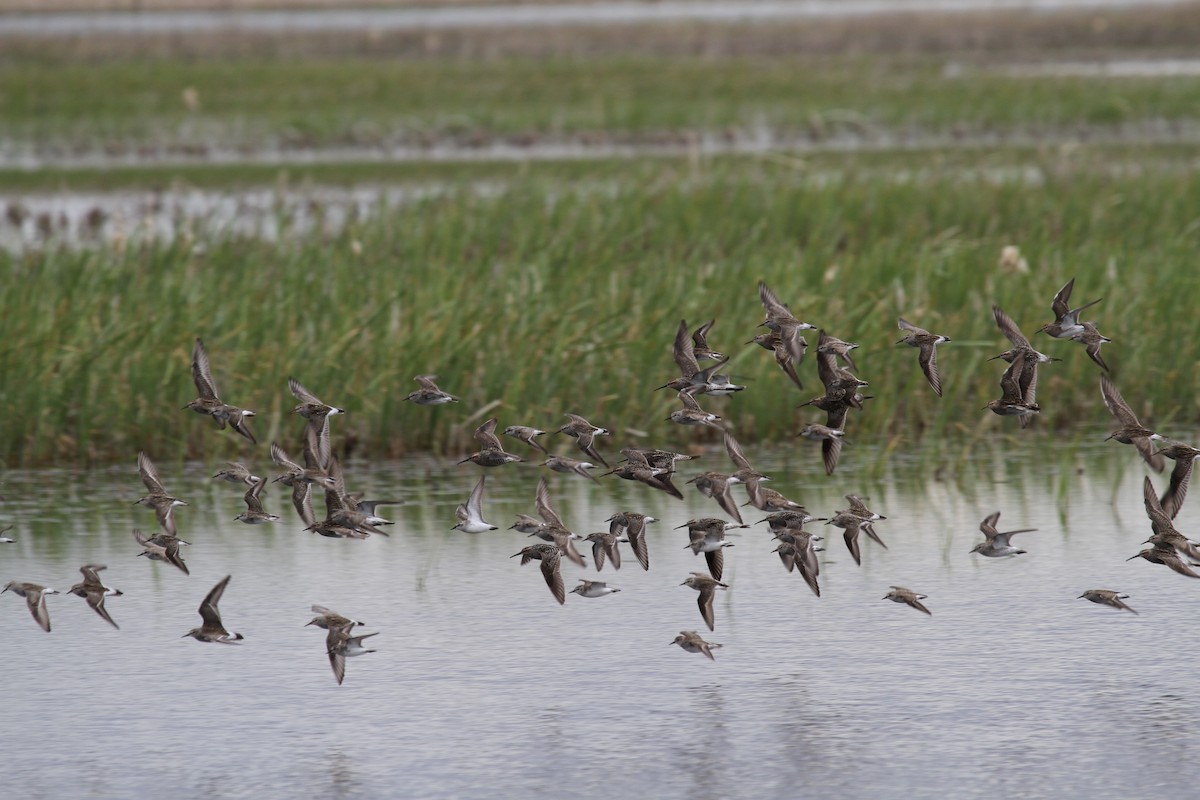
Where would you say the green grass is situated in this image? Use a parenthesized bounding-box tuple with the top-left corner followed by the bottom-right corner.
(2, 154, 1199, 467)
(5, 55, 1200, 155)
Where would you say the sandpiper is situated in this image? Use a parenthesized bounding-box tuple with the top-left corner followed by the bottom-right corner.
(620, 447, 697, 473)
(317, 457, 393, 536)
(503, 425, 549, 454)
(1072, 322, 1112, 372)
(236, 477, 280, 524)
(557, 414, 610, 467)
(134, 451, 187, 536)
(183, 575, 244, 643)
(742, 477, 806, 514)
(984, 350, 1040, 427)
(844, 494, 888, 548)
(459, 417, 524, 467)
(970, 511, 1036, 557)
(686, 471, 745, 525)
(823, 510, 868, 566)
(404, 375, 458, 405)
(1078, 589, 1137, 614)
(681, 572, 728, 631)
(212, 462, 259, 486)
(660, 320, 743, 396)
(601, 457, 683, 500)
(1037, 277, 1102, 339)
(584, 531, 625, 571)
(691, 319, 724, 361)
(1141, 475, 1200, 560)
(672, 630, 722, 660)
(897, 318, 951, 397)
(133, 529, 190, 574)
(1151, 439, 1200, 520)
(326, 623, 379, 685)
(759, 510, 818, 533)
(182, 337, 224, 420)
(511, 542, 566, 605)
(453, 475, 498, 533)
(749, 330, 806, 391)
(67, 564, 123, 629)
(541, 454, 600, 483)
(816, 331, 860, 372)
(758, 280, 816, 337)
(570, 579, 621, 598)
(528, 477, 586, 567)
(772, 529, 822, 597)
(668, 389, 725, 429)
(678, 517, 742, 581)
(797, 423, 846, 476)
(990, 305, 1055, 412)
(883, 586, 931, 615)
(606, 511, 655, 571)
(1127, 542, 1200, 578)
(288, 376, 344, 420)
(2, 581, 58, 632)
(0, 524, 13, 543)
(1100, 375, 1163, 472)
(306, 604, 365, 629)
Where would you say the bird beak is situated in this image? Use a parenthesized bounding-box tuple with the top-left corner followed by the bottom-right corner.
(1125, 554, 1139, 561)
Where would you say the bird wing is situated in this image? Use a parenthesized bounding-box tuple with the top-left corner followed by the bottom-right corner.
(534, 477, 564, 528)
(137, 451, 167, 494)
(191, 338, 220, 400)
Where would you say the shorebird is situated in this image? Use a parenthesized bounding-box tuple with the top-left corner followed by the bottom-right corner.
(1072, 321, 1112, 372)
(1037, 277, 1102, 339)
(134, 451, 187, 536)
(970, 511, 1036, 557)
(212, 462, 260, 486)
(823, 510, 870, 566)
(459, 418, 524, 467)
(570, 579, 621, 598)
(584, 531, 625, 572)
(759, 510, 818, 533)
(66, 564, 123, 629)
(816, 330, 860, 372)
(984, 350, 1040, 426)
(772, 528, 822, 597)
(326, 623, 379, 685)
(183, 575, 244, 643)
(601, 454, 683, 500)
(288, 376, 344, 421)
(503, 425, 549, 454)
(182, 337, 225, 420)
(1127, 542, 1200, 578)
(1141, 475, 1200, 561)
(404, 375, 458, 405)
(309, 457, 393, 537)
(529, 477, 586, 567)
(797, 423, 846, 476)
(606, 511, 655, 571)
(883, 586, 931, 615)
(621, 447, 697, 473)
(453, 475, 497, 533)
(1100, 375, 1164, 472)
(668, 389, 725, 429)
(305, 605, 365, 629)
(541, 454, 600, 483)
(742, 477, 806, 514)
(990, 305, 1055, 373)
(556, 413, 610, 467)
(681, 572, 728, 631)
(749, 330, 806, 391)
(843, 494, 888, 548)
(235, 477, 280, 524)
(659, 320, 744, 396)
(690, 319, 725, 361)
(511, 542, 566, 605)
(2, 581, 58, 632)
(686, 471, 745, 524)
(897, 318, 950, 397)
(672, 630, 721, 660)
(1078, 589, 1137, 614)
(0, 524, 13, 543)
(758, 280, 816, 339)
(679, 518, 741, 581)
(133, 529, 190, 574)
(1152, 439, 1200, 519)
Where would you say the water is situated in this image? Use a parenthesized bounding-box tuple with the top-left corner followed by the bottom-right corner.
(3, 442, 1200, 798)
(0, 1, 1182, 38)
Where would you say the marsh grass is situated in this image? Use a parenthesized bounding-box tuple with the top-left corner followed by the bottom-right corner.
(2, 156, 1198, 466)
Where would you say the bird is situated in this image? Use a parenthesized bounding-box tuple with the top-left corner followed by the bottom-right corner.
(1127, 542, 1200, 578)
(666, 389, 725, 429)
(771, 528, 822, 598)
(133, 529, 190, 574)
(453, 475, 497, 533)
(305, 605, 365, 629)
(570, 580, 621, 598)
(1078, 589, 1137, 614)
(1037, 277, 1102, 339)
(1141, 475, 1200, 561)
(748, 330, 806, 391)
(511, 543, 566, 605)
(541, 454, 600, 483)
(288, 376, 344, 421)
(212, 462, 260, 486)
(758, 281, 816, 347)
(458, 419, 524, 467)
(816, 331, 860, 372)
(823, 510, 869, 566)
(1152, 439, 1200, 519)
(326, 623, 379, 685)
(984, 350, 1040, 426)
(606, 511, 655, 571)
(182, 337, 225, 420)
(1071, 321, 1112, 372)
(681, 572, 728, 631)
(602, 454, 683, 500)
(686, 471, 745, 524)
(797, 423, 846, 476)
(182, 575, 244, 643)
(134, 451, 187, 536)
(897, 318, 950, 397)
(404, 375, 458, 405)
(66, 564, 123, 629)
(235, 477, 280, 524)
(883, 586, 931, 615)
(970, 511, 1036, 557)
(584, 531, 624, 572)
(678, 518, 741, 581)
(671, 630, 722, 660)
(1099, 375, 1163, 472)
(0, 524, 13, 544)
(2, 581, 58, 632)
(503, 425, 549, 454)
(690, 319, 724, 361)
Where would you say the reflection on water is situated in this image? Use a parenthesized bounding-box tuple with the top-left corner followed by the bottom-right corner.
(4, 440, 1200, 797)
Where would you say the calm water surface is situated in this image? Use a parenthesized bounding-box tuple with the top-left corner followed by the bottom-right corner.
(3, 441, 1199, 798)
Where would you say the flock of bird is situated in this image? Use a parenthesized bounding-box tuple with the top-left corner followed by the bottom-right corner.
(2, 277, 1191, 674)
